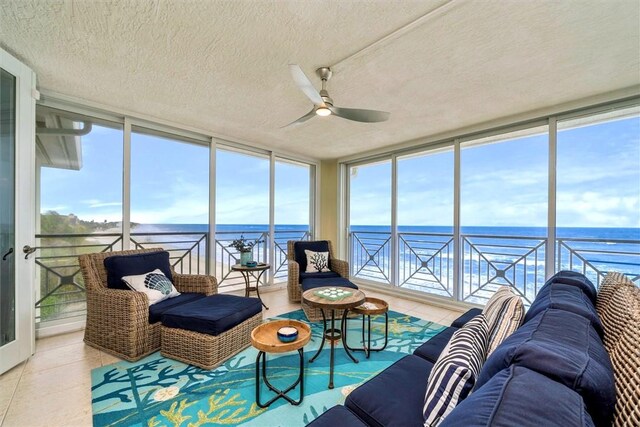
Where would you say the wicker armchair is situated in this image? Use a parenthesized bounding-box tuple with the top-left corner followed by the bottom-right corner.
(78, 248, 217, 361)
(287, 240, 349, 302)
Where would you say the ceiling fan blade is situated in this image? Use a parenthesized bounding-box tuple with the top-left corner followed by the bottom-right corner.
(329, 106, 390, 123)
(281, 108, 317, 128)
(289, 64, 324, 105)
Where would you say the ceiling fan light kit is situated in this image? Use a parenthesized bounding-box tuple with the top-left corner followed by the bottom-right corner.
(285, 64, 390, 127)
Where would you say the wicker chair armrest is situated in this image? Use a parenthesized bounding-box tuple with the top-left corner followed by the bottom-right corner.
(331, 258, 349, 279)
(288, 260, 301, 302)
(87, 287, 150, 325)
(172, 273, 217, 295)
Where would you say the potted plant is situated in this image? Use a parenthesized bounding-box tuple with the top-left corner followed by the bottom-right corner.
(228, 235, 262, 266)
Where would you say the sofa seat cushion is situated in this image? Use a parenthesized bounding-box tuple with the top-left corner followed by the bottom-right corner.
(301, 277, 358, 292)
(413, 327, 457, 363)
(477, 309, 615, 427)
(161, 294, 262, 336)
(294, 241, 330, 273)
(440, 366, 595, 427)
(524, 282, 604, 337)
(299, 271, 341, 282)
(148, 292, 206, 324)
(450, 308, 482, 328)
(542, 270, 597, 303)
(346, 355, 434, 427)
(306, 406, 369, 426)
(104, 250, 173, 290)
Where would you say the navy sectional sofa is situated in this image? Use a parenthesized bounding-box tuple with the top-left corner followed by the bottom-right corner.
(308, 271, 613, 427)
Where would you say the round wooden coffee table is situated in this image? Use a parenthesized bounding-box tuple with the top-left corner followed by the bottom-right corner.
(302, 286, 365, 389)
(344, 297, 389, 359)
(251, 319, 311, 407)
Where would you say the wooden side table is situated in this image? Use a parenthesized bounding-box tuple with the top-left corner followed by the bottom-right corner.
(302, 286, 365, 389)
(251, 319, 311, 407)
(231, 263, 270, 309)
(344, 297, 389, 359)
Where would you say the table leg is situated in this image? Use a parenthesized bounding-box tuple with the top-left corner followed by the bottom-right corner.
(242, 272, 250, 298)
(341, 309, 359, 363)
(255, 348, 305, 407)
(255, 269, 269, 309)
(329, 309, 335, 389)
(309, 308, 327, 363)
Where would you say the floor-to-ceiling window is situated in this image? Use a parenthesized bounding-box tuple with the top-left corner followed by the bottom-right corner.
(349, 159, 392, 284)
(343, 100, 639, 305)
(556, 106, 640, 284)
(36, 106, 123, 324)
(274, 159, 313, 282)
(130, 128, 209, 275)
(397, 146, 454, 297)
(34, 104, 316, 330)
(460, 126, 548, 305)
(215, 148, 270, 289)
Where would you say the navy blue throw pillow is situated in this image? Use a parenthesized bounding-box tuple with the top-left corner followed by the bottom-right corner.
(104, 251, 173, 290)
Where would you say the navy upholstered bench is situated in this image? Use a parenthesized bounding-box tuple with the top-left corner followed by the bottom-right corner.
(160, 294, 263, 369)
(301, 277, 359, 321)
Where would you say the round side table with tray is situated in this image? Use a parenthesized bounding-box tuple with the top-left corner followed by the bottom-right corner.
(344, 297, 389, 359)
(251, 319, 311, 407)
(232, 263, 270, 309)
(301, 286, 365, 389)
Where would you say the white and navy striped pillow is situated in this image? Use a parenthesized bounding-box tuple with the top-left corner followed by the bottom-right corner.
(483, 286, 524, 355)
(423, 314, 489, 426)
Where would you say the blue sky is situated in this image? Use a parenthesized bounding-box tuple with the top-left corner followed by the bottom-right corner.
(41, 115, 639, 229)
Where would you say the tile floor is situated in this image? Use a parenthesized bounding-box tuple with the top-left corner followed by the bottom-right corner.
(0, 287, 461, 427)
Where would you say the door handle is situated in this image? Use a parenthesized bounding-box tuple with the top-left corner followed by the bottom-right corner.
(22, 245, 37, 259)
(2, 247, 13, 260)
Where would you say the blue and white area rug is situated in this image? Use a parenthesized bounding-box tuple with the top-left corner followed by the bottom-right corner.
(91, 309, 444, 426)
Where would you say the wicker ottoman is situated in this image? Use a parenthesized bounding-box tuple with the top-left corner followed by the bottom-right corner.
(300, 278, 359, 322)
(161, 294, 263, 370)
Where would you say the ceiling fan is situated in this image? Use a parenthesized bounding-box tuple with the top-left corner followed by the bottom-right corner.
(284, 64, 390, 127)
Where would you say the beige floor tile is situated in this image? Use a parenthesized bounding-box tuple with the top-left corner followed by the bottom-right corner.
(3, 381, 92, 427)
(35, 330, 85, 353)
(24, 342, 101, 374)
(0, 377, 19, 425)
(100, 351, 123, 366)
(16, 357, 100, 396)
(0, 362, 25, 385)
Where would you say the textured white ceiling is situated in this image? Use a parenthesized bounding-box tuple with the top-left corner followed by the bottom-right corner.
(1, 0, 639, 159)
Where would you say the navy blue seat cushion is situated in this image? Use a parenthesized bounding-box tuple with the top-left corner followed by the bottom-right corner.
(542, 270, 597, 303)
(299, 271, 341, 282)
(413, 327, 456, 363)
(294, 240, 330, 273)
(440, 365, 595, 427)
(345, 355, 433, 427)
(477, 309, 615, 427)
(301, 277, 358, 292)
(104, 251, 173, 290)
(161, 294, 262, 336)
(148, 293, 205, 323)
(524, 282, 604, 337)
(306, 405, 369, 426)
(451, 308, 483, 328)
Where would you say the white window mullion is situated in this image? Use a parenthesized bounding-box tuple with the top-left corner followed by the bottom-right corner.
(453, 139, 461, 301)
(546, 118, 558, 279)
(122, 117, 131, 250)
(209, 138, 217, 277)
(391, 155, 398, 287)
(269, 152, 276, 286)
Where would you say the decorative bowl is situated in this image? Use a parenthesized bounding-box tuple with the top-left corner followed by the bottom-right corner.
(277, 326, 298, 343)
(245, 261, 257, 268)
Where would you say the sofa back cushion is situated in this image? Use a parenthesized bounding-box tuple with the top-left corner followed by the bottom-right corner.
(439, 365, 595, 427)
(542, 270, 597, 303)
(104, 251, 173, 290)
(423, 315, 489, 426)
(477, 309, 615, 427)
(524, 282, 604, 337)
(482, 286, 524, 355)
(294, 241, 330, 274)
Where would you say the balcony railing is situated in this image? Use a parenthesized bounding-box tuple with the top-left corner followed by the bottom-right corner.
(349, 230, 639, 306)
(34, 228, 310, 325)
